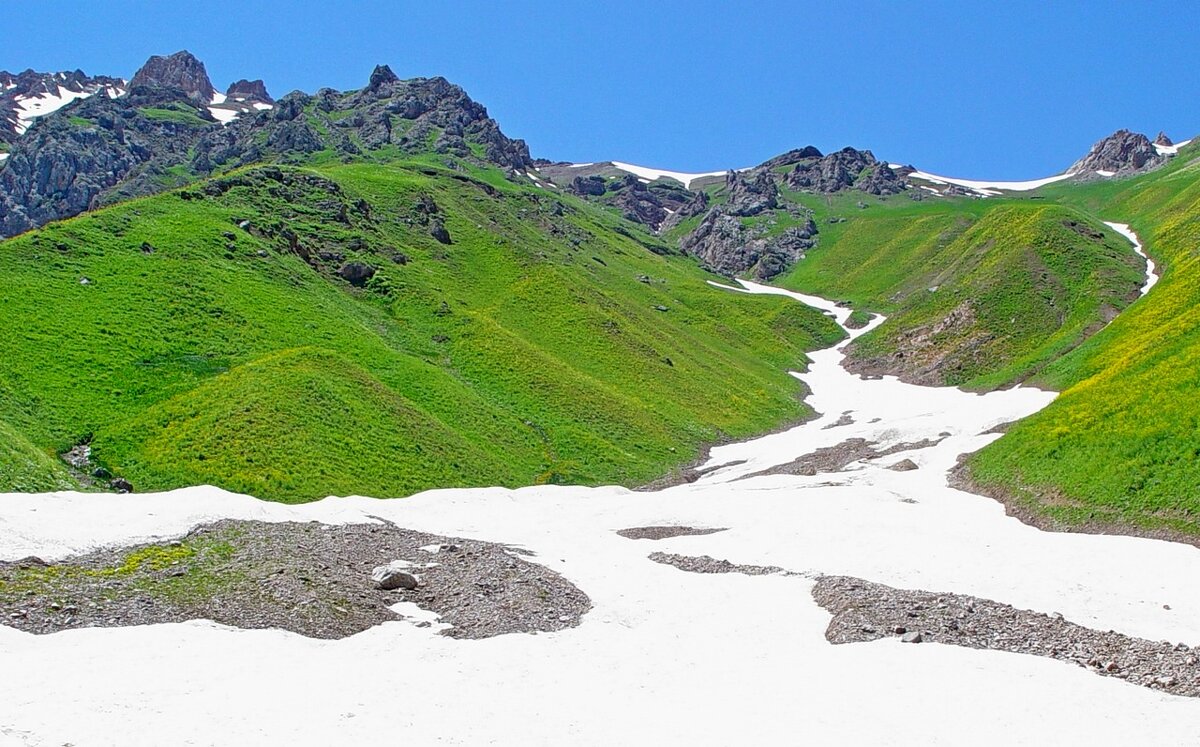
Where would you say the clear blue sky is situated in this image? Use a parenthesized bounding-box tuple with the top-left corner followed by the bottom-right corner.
(5, 0, 1195, 179)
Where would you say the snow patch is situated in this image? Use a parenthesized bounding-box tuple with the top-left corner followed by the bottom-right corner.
(609, 161, 730, 189)
(1104, 221, 1158, 296)
(12, 85, 96, 134)
(1153, 138, 1193, 156)
(207, 107, 240, 125)
(1096, 169, 1116, 177)
(896, 165, 1075, 195)
(251, 102, 273, 111)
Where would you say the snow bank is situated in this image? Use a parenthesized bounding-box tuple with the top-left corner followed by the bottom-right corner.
(896, 165, 1075, 194)
(12, 85, 96, 134)
(1105, 221, 1158, 296)
(1154, 138, 1193, 156)
(609, 161, 731, 189)
(3, 279, 1199, 745)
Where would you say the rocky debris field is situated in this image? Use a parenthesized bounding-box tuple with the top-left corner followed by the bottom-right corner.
(740, 436, 945, 479)
(648, 552, 785, 576)
(813, 575, 1200, 698)
(0, 519, 589, 640)
(616, 526, 728, 541)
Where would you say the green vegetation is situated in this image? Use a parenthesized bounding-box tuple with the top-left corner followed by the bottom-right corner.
(775, 195, 1143, 388)
(967, 144, 1200, 536)
(0, 158, 841, 502)
(137, 104, 212, 127)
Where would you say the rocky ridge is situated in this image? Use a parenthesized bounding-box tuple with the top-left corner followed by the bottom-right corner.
(0, 69, 125, 143)
(1070, 128, 1168, 175)
(0, 53, 530, 237)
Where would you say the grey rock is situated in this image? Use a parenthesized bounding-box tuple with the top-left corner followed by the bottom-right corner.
(1070, 129, 1166, 175)
(900, 631, 923, 643)
(889, 458, 919, 472)
(371, 561, 420, 590)
(129, 51, 215, 104)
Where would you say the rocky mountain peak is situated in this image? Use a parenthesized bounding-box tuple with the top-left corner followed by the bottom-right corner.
(129, 50, 215, 103)
(1154, 131, 1174, 147)
(1071, 129, 1165, 175)
(226, 79, 272, 103)
(368, 64, 400, 92)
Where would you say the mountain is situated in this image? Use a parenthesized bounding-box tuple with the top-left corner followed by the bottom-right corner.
(1069, 128, 1167, 176)
(0, 52, 530, 237)
(0, 68, 125, 144)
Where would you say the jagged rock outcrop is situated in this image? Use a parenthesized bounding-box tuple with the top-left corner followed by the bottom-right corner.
(723, 169, 778, 216)
(1071, 129, 1165, 175)
(226, 79, 273, 104)
(681, 209, 817, 280)
(0, 69, 124, 143)
(785, 147, 905, 195)
(1155, 131, 1173, 147)
(128, 51, 215, 104)
(0, 56, 533, 236)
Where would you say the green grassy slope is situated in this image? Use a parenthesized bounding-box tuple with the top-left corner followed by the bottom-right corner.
(968, 144, 1200, 535)
(0, 159, 842, 502)
(770, 193, 1145, 389)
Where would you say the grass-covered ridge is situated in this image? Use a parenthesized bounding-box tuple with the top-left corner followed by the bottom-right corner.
(773, 193, 1144, 389)
(967, 144, 1200, 536)
(0, 158, 842, 502)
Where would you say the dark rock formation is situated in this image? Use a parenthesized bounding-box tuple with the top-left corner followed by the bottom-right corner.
(1154, 131, 1174, 147)
(723, 169, 778, 216)
(0, 68, 124, 143)
(226, 79, 273, 103)
(786, 147, 904, 195)
(1070, 129, 1166, 175)
(0, 55, 533, 236)
(129, 51, 215, 104)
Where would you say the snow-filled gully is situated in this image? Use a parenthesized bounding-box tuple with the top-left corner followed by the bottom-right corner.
(1, 227, 1194, 746)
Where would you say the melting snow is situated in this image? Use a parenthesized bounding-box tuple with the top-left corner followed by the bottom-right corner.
(1105, 222, 1158, 296)
(609, 161, 731, 189)
(2, 272, 1198, 744)
(1153, 138, 1193, 156)
(207, 107, 240, 125)
(12, 85, 96, 134)
(895, 165, 1075, 195)
(1096, 169, 1116, 177)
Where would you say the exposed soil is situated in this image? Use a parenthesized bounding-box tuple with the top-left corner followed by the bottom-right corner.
(814, 575, 1200, 697)
(0, 519, 590, 640)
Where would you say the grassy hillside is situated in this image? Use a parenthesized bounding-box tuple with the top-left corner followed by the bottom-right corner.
(772, 191, 1144, 389)
(967, 144, 1200, 536)
(0, 158, 842, 502)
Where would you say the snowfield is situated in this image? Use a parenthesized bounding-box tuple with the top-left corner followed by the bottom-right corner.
(1, 269, 1195, 746)
(894, 165, 1076, 196)
(608, 161, 731, 188)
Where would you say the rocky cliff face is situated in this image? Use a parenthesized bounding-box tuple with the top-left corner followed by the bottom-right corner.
(128, 51, 215, 104)
(784, 147, 905, 195)
(0, 69, 125, 143)
(0, 55, 532, 237)
(1071, 129, 1166, 175)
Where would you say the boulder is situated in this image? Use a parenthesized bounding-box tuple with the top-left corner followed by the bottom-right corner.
(371, 562, 419, 590)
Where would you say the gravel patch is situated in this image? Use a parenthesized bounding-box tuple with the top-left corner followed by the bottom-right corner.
(814, 575, 1200, 697)
(0, 519, 590, 640)
(648, 552, 784, 576)
(617, 526, 728, 541)
(739, 437, 944, 480)
(821, 411, 855, 430)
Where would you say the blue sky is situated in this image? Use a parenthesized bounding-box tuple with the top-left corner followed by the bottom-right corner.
(4, 1, 1195, 179)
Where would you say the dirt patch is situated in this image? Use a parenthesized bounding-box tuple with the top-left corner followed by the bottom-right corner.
(814, 575, 1200, 697)
(0, 519, 590, 640)
(617, 526, 728, 541)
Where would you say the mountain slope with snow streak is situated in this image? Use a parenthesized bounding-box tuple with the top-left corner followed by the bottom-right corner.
(2, 279, 1199, 746)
